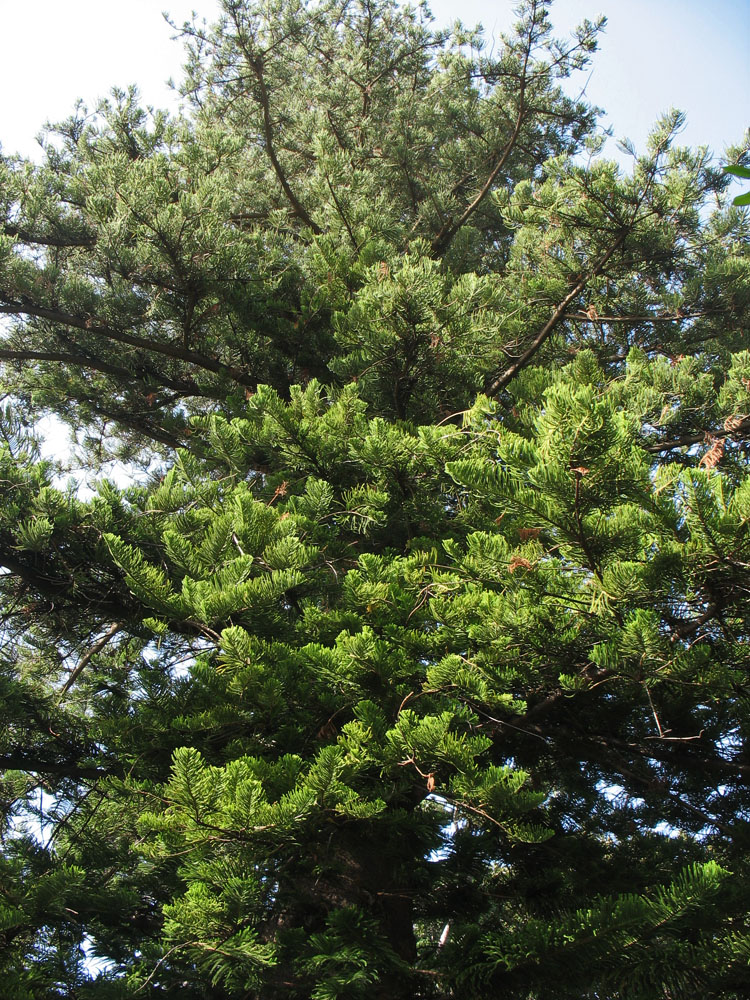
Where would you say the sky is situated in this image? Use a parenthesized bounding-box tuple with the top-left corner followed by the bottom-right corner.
(0, 0, 747, 165)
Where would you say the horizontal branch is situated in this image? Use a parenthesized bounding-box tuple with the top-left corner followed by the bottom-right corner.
(80, 397, 186, 449)
(3, 222, 97, 249)
(0, 300, 256, 389)
(0, 751, 117, 780)
(644, 417, 750, 454)
(568, 310, 717, 324)
(0, 347, 216, 399)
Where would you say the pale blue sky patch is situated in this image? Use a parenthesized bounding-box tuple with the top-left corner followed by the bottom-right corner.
(0, 0, 205, 159)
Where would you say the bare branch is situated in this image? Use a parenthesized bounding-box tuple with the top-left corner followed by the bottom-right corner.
(59, 621, 124, 698)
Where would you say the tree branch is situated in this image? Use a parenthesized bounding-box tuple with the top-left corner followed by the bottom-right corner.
(486, 232, 627, 394)
(431, 16, 536, 256)
(3, 222, 97, 250)
(644, 418, 750, 454)
(568, 309, 719, 325)
(3, 223, 96, 249)
(0, 752, 117, 780)
(0, 300, 256, 389)
(0, 348, 208, 399)
(59, 621, 124, 698)
(245, 51, 322, 234)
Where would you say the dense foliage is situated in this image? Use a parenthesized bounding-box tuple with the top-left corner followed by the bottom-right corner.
(1, 1, 749, 996)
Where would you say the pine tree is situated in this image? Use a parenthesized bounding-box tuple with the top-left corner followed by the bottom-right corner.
(0, 2, 749, 997)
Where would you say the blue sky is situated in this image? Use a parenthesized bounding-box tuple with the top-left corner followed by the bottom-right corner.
(0, 0, 747, 163)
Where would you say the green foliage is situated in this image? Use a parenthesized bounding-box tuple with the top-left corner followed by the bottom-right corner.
(0, 1, 749, 997)
(725, 164, 750, 206)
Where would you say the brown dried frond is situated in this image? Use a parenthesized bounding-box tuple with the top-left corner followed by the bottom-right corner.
(519, 527, 541, 542)
(267, 480, 289, 505)
(723, 414, 747, 432)
(699, 436, 724, 469)
(508, 555, 533, 574)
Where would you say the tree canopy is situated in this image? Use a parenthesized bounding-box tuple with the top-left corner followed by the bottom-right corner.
(1, 1, 749, 997)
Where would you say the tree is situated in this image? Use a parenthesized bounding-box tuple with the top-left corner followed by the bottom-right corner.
(0, 1, 749, 996)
